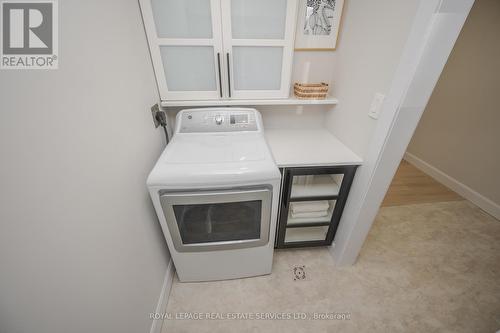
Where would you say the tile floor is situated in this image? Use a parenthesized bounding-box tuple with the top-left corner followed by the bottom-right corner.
(161, 200, 500, 333)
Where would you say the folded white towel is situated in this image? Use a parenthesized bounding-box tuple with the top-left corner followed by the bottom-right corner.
(291, 211, 329, 219)
(290, 201, 330, 214)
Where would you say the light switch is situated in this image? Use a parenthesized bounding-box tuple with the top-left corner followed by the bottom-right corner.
(368, 93, 386, 119)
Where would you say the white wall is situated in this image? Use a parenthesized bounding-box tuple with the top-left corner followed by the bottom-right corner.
(325, 0, 421, 157)
(407, 0, 500, 209)
(291, 51, 336, 85)
(0, 1, 170, 333)
(253, 51, 338, 131)
(258, 105, 328, 129)
(165, 105, 329, 133)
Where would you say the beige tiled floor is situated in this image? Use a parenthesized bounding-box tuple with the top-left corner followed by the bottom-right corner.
(161, 201, 500, 333)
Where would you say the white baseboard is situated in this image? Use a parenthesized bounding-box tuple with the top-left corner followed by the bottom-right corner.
(150, 259, 175, 333)
(404, 152, 500, 220)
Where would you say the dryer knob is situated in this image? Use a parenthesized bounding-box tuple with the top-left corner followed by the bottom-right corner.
(215, 115, 223, 125)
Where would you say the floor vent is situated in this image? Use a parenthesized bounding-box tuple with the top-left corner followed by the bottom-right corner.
(293, 265, 306, 281)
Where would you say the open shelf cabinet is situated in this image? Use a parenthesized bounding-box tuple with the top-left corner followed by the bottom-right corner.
(275, 166, 358, 248)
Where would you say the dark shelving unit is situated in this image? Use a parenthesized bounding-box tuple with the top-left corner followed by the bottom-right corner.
(275, 166, 358, 248)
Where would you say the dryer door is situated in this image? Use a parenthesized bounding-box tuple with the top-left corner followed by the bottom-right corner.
(159, 187, 272, 252)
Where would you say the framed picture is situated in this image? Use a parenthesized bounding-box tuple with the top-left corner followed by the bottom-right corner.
(294, 0, 345, 51)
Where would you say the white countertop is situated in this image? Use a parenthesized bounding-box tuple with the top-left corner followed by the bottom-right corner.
(264, 128, 363, 167)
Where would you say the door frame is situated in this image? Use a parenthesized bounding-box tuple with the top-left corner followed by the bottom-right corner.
(331, 0, 475, 266)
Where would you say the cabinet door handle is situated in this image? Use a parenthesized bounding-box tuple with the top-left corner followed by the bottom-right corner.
(217, 53, 223, 98)
(226, 52, 232, 98)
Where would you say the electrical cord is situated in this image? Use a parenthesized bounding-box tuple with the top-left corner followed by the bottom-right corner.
(154, 108, 170, 145)
(161, 124, 169, 145)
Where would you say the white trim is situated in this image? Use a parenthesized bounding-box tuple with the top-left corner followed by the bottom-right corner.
(160, 97, 338, 108)
(156, 38, 215, 46)
(230, 39, 288, 47)
(404, 152, 500, 219)
(331, 0, 475, 266)
(149, 259, 175, 333)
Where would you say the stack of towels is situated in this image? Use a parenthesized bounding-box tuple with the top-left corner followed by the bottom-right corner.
(290, 201, 330, 219)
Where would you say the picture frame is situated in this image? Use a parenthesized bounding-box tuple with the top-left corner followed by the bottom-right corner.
(294, 0, 345, 51)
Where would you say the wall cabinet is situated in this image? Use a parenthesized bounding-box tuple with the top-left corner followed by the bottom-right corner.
(139, 0, 298, 102)
(275, 166, 358, 248)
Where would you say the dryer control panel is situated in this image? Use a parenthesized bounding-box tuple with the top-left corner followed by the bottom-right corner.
(177, 108, 259, 133)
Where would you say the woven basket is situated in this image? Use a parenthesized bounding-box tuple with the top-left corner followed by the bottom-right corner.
(294, 82, 329, 99)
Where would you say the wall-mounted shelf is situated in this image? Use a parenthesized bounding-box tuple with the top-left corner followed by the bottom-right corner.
(160, 97, 339, 108)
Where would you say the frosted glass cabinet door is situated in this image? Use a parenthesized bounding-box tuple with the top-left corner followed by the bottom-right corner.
(151, 0, 213, 39)
(160, 46, 217, 92)
(139, 0, 224, 100)
(221, 0, 298, 99)
(232, 46, 283, 91)
(230, 0, 287, 39)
